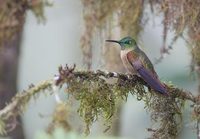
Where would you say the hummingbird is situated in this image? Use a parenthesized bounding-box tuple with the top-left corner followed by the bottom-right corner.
(106, 36, 168, 95)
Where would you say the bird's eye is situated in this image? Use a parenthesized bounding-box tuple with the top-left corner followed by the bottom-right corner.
(126, 40, 132, 44)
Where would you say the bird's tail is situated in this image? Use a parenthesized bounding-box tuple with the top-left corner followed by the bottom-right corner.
(137, 67, 168, 96)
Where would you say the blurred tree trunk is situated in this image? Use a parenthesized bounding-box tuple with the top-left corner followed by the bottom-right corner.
(0, 33, 24, 139)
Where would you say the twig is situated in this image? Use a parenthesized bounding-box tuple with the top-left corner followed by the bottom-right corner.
(0, 80, 53, 117)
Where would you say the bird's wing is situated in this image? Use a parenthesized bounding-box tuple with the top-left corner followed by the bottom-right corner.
(126, 52, 168, 95)
(140, 51, 158, 79)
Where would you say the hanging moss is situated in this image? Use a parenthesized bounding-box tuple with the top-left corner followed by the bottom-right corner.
(80, 1, 200, 137)
(0, 65, 198, 137)
(47, 103, 71, 133)
(119, 0, 144, 37)
(55, 65, 188, 136)
(80, 0, 144, 70)
(0, 0, 51, 48)
(1, 0, 200, 138)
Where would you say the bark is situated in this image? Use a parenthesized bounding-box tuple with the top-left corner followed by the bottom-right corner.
(0, 33, 24, 139)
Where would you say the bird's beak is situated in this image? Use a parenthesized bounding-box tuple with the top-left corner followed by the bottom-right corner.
(106, 40, 120, 44)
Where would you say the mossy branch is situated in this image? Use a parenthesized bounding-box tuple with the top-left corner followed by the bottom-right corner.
(0, 80, 53, 134)
(0, 65, 199, 138)
(55, 65, 197, 103)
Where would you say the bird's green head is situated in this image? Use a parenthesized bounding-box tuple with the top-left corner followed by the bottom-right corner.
(106, 36, 138, 50)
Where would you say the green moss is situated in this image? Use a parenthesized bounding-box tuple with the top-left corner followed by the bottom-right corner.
(56, 66, 186, 137)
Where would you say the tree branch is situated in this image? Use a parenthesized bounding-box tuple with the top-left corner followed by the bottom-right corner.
(0, 65, 199, 136)
(55, 65, 197, 103)
(0, 80, 53, 134)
